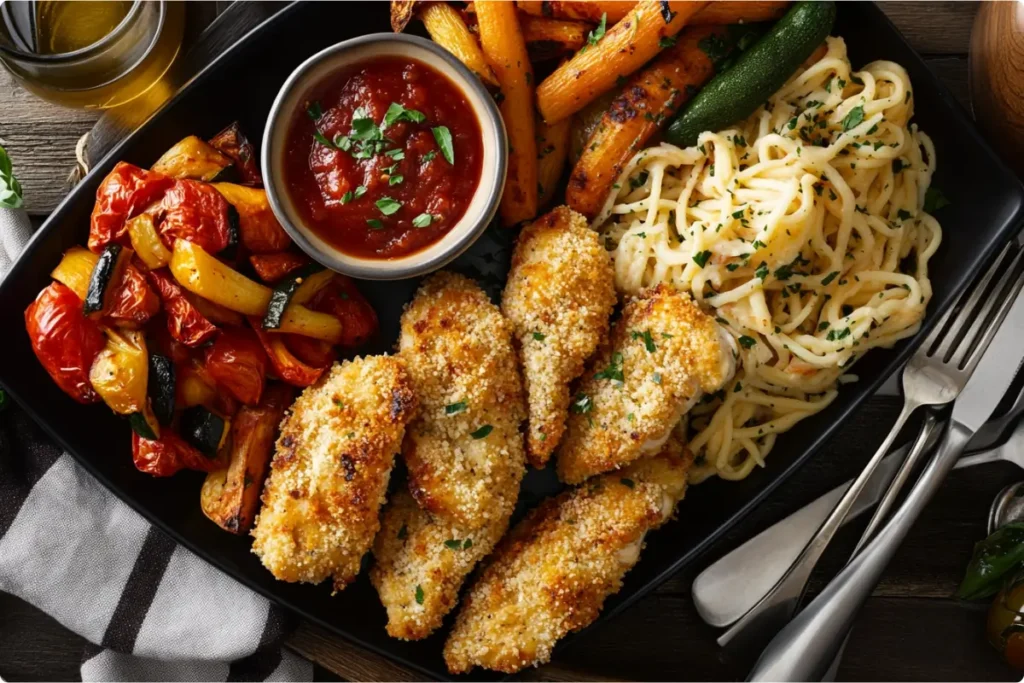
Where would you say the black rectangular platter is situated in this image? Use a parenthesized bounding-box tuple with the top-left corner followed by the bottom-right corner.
(0, 2, 1021, 679)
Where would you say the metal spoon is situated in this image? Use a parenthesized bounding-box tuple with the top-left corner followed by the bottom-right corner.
(987, 481, 1024, 534)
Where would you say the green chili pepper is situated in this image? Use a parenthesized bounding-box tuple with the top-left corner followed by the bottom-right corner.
(958, 522, 1024, 600)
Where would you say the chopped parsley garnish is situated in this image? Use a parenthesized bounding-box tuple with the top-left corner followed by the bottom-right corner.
(755, 262, 769, 280)
(923, 186, 951, 213)
(842, 105, 865, 131)
(375, 197, 402, 215)
(582, 13, 608, 52)
(693, 250, 712, 268)
(333, 398, 344, 408)
(444, 539, 464, 550)
(732, 209, 745, 219)
(445, 400, 467, 415)
(896, 208, 912, 221)
(827, 327, 852, 341)
(385, 148, 405, 160)
(571, 392, 593, 414)
(366, 219, 384, 230)
(630, 170, 650, 190)
(632, 329, 657, 353)
(341, 185, 367, 204)
(432, 125, 455, 164)
(821, 271, 839, 286)
(389, 174, 404, 186)
(307, 102, 323, 120)
(892, 159, 905, 174)
(382, 102, 426, 128)
(774, 263, 793, 280)
(738, 335, 757, 349)
(620, 477, 635, 489)
(422, 150, 437, 163)
(312, 130, 334, 148)
(658, 35, 677, 48)
(532, 332, 546, 341)
(412, 213, 433, 228)
(463, 538, 473, 549)
(594, 352, 624, 382)
(470, 424, 493, 439)
(415, 585, 424, 604)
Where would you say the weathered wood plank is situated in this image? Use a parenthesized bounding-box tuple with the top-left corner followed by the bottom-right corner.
(884, 1, 977, 56)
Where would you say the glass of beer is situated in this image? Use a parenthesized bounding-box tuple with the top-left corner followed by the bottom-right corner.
(0, 0, 184, 111)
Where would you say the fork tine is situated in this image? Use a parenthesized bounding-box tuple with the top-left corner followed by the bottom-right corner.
(957, 248, 1024, 373)
(930, 243, 1019, 360)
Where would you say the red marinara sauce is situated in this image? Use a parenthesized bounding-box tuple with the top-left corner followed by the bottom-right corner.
(283, 56, 483, 260)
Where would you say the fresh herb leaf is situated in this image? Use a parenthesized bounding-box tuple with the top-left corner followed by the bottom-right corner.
(842, 105, 865, 131)
(693, 250, 712, 268)
(463, 538, 473, 549)
(313, 130, 334, 148)
(620, 477, 635, 489)
(389, 174, 404, 186)
(631, 329, 656, 353)
(444, 539, 463, 550)
(658, 35, 677, 48)
(432, 126, 455, 164)
(307, 101, 322, 120)
(0, 146, 23, 209)
(366, 219, 384, 230)
(571, 392, 593, 414)
(738, 335, 757, 349)
(821, 271, 839, 286)
(532, 332, 546, 341)
(896, 208, 912, 221)
(471, 424, 493, 439)
(755, 262, 769, 280)
(583, 12, 608, 52)
(383, 102, 426, 129)
(376, 197, 402, 215)
(412, 212, 433, 228)
(385, 148, 405, 160)
(445, 400, 468, 415)
(629, 170, 650, 190)
(422, 150, 437, 163)
(594, 352, 624, 382)
(415, 585, 424, 604)
(923, 186, 951, 213)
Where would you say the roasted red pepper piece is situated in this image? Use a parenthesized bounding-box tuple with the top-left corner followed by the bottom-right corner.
(283, 334, 337, 368)
(25, 282, 107, 404)
(249, 251, 311, 283)
(308, 275, 379, 347)
(208, 122, 262, 187)
(158, 179, 234, 254)
(146, 269, 219, 347)
(89, 162, 173, 253)
(132, 429, 224, 477)
(204, 327, 268, 406)
(247, 318, 327, 387)
(106, 263, 160, 328)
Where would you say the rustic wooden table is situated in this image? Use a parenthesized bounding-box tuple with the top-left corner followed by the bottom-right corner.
(1, 2, 1021, 681)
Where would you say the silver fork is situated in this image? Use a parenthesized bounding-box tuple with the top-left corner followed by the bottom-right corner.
(718, 242, 1024, 652)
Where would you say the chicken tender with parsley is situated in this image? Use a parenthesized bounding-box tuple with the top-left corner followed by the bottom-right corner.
(501, 206, 616, 467)
(370, 489, 509, 640)
(398, 271, 527, 529)
(557, 284, 736, 484)
(443, 441, 694, 674)
(251, 356, 416, 590)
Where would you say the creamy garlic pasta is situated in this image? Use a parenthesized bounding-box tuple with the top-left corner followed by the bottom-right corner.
(592, 37, 943, 482)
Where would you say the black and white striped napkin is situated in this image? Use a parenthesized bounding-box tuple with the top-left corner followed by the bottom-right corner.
(0, 207, 313, 682)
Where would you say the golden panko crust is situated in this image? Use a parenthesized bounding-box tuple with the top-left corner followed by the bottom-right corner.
(501, 206, 616, 467)
(250, 355, 416, 591)
(443, 441, 694, 674)
(398, 271, 526, 529)
(556, 284, 735, 484)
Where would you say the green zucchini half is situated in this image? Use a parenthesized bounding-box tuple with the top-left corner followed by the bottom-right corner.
(83, 244, 130, 316)
(261, 262, 324, 330)
(147, 353, 176, 426)
(180, 405, 227, 458)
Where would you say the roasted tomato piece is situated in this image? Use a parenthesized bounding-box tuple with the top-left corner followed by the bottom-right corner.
(249, 251, 311, 283)
(25, 282, 107, 403)
(157, 179, 235, 255)
(106, 263, 160, 328)
(132, 429, 223, 477)
(284, 334, 337, 368)
(214, 184, 290, 253)
(208, 122, 262, 187)
(147, 317, 194, 365)
(89, 162, 173, 252)
(146, 269, 219, 347)
(248, 318, 327, 387)
(204, 327, 268, 406)
(308, 275, 379, 347)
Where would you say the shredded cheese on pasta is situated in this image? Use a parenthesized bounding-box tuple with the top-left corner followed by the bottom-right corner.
(592, 37, 942, 483)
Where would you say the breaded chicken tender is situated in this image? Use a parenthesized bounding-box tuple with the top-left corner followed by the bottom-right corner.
(443, 441, 694, 674)
(373, 272, 528, 639)
(251, 356, 416, 590)
(501, 206, 616, 467)
(397, 271, 526, 529)
(370, 489, 508, 640)
(557, 284, 736, 484)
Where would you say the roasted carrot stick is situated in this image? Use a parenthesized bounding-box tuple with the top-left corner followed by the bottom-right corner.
(566, 24, 725, 218)
(420, 3, 500, 88)
(518, 0, 789, 25)
(477, 1, 538, 225)
(536, 115, 572, 208)
(535, 0, 710, 123)
(521, 15, 590, 61)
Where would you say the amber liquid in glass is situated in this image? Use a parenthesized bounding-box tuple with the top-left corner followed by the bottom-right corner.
(34, 1, 133, 55)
